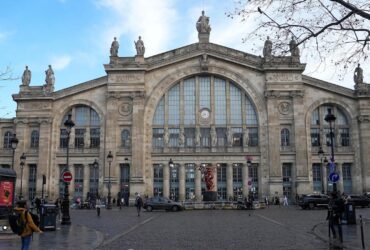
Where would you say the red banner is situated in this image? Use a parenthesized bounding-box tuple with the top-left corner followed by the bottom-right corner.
(0, 181, 14, 206)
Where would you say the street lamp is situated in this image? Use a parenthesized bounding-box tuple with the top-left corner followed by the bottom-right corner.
(324, 108, 337, 192)
(107, 151, 113, 209)
(61, 114, 75, 225)
(10, 133, 19, 169)
(92, 159, 99, 199)
(169, 158, 174, 200)
(318, 146, 326, 194)
(19, 153, 26, 200)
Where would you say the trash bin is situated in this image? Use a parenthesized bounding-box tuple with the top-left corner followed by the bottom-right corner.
(40, 204, 57, 231)
(343, 203, 356, 225)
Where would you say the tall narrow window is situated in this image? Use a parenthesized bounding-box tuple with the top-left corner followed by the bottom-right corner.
(169, 128, 179, 147)
(312, 164, 322, 193)
(121, 129, 131, 148)
(201, 128, 210, 147)
(282, 163, 292, 199)
(185, 163, 195, 200)
(30, 130, 39, 148)
(311, 128, 320, 146)
(230, 84, 242, 124)
(3, 131, 12, 149)
(153, 97, 165, 125)
(75, 129, 85, 148)
(184, 128, 195, 147)
(199, 77, 211, 110)
(60, 129, 68, 148)
(184, 78, 196, 125)
(342, 163, 352, 194)
(74, 165, 84, 199)
(89, 164, 99, 196)
(152, 128, 164, 148)
(90, 128, 100, 148)
(28, 164, 37, 201)
(232, 127, 243, 146)
(168, 85, 180, 125)
(214, 78, 227, 125)
(153, 164, 163, 196)
(281, 128, 290, 147)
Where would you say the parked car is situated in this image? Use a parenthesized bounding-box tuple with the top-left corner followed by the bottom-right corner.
(364, 192, 370, 199)
(347, 195, 370, 208)
(298, 194, 329, 209)
(143, 197, 184, 212)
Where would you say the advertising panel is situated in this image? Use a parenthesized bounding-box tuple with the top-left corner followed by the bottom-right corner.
(0, 181, 14, 206)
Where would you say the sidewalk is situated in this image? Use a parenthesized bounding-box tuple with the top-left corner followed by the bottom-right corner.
(0, 224, 104, 250)
(313, 218, 370, 250)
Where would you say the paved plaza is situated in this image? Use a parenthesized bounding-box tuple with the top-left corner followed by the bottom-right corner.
(1, 205, 369, 250)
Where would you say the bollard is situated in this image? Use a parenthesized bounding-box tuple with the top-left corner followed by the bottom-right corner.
(360, 215, 365, 249)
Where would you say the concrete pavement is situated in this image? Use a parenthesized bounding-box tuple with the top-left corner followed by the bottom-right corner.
(0, 206, 369, 249)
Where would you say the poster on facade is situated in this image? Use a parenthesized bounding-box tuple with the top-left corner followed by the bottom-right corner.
(0, 181, 14, 206)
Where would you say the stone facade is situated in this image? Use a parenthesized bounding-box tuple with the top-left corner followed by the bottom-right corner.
(1, 13, 370, 203)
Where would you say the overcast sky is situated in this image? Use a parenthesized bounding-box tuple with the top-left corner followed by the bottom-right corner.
(1, 0, 368, 118)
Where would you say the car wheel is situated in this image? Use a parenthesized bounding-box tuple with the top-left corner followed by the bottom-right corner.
(146, 206, 153, 212)
(308, 203, 315, 209)
(172, 205, 179, 212)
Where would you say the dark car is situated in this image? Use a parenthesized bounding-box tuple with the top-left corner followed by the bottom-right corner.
(347, 195, 370, 208)
(298, 194, 329, 209)
(364, 192, 370, 199)
(143, 197, 184, 212)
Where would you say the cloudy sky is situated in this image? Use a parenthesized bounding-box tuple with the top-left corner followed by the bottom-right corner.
(0, 0, 367, 118)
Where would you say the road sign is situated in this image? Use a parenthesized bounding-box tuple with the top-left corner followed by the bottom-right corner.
(247, 180, 252, 186)
(62, 170, 73, 183)
(328, 172, 340, 183)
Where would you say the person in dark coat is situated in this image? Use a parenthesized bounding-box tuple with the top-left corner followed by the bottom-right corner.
(326, 191, 344, 242)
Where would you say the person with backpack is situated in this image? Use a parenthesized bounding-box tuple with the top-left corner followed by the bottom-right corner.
(14, 200, 43, 250)
(135, 193, 143, 216)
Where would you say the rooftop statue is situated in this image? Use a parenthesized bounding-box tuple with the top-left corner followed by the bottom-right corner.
(354, 64, 364, 85)
(196, 10, 211, 34)
(289, 37, 300, 57)
(263, 36, 272, 58)
(45, 65, 55, 86)
(110, 37, 119, 57)
(21, 66, 31, 86)
(134, 36, 145, 56)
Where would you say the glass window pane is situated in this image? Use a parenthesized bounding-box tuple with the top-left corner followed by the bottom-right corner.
(168, 84, 180, 125)
(153, 97, 165, 125)
(246, 96, 258, 125)
(311, 108, 320, 125)
(199, 77, 211, 109)
(230, 84, 242, 124)
(75, 106, 89, 126)
(214, 78, 227, 125)
(184, 78, 196, 125)
(152, 128, 164, 148)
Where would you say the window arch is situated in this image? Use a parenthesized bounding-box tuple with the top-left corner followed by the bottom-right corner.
(281, 128, 290, 146)
(121, 129, 131, 148)
(30, 130, 39, 148)
(310, 105, 350, 147)
(152, 75, 259, 149)
(3, 131, 12, 149)
(60, 105, 101, 148)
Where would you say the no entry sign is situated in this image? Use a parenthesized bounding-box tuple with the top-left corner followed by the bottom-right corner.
(62, 170, 73, 183)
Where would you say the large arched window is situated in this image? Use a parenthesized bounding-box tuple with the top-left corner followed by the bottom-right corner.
(310, 105, 350, 147)
(152, 75, 259, 149)
(3, 131, 12, 149)
(60, 105, 100, 148)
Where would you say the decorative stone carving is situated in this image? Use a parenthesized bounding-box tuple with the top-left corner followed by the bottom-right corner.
(45, 65, 55, 86)
(179, 127, 185, 147)
(266, 73, 301, 82)
(118, 102, 132, 116)
(110, 37, 119, 57)
(278, 102, 290, 115)
(195, 127, 201, 146)
(210, 126, 217, 147)
(243, 128, 249, 147)
(200, 54, 209, 71)
(226, 127, 232, 146)
(358, 115, 370, 123)
(21, 66, 31, 86)
(164, 127, 169, 147)
(109, 73, 144, 83)
(196, 11, 211, 43)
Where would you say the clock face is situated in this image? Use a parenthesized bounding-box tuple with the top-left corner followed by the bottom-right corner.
(200, 109, 210, 119)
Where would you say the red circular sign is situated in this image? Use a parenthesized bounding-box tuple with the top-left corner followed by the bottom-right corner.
(62, 171, 73, 183)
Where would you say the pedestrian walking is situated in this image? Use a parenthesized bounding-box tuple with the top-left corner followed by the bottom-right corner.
(54, 198, 61, 221)
(283, 195, 289, 206)
(326, 191, 344, 242)
(265, 196, 269, 208)
(14, 200, 43, 250)
(135, 193, 143, 216)
(96, 198, 101, 217)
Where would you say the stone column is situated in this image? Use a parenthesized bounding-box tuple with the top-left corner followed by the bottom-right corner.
(179, 164, 186, 201)
(242, 163, 249, 198)
(195, 168, 202, 201)
(226, 164, 233, 200)
(163, 164, 169, 198)
(337, 163, 344, 193)
(84, 128, 90, 148)
(358, 116, 370, 192)
(38, 119, 52, 198)
(83, 164, 90, 199)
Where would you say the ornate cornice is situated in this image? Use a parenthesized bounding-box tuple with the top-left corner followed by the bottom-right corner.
(264, 90, 304, 99)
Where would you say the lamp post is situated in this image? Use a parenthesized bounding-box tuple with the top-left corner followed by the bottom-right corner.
(318, 146, 326, 194)
(19, 153, 26, 200)
(169, 158, 174, 200)
(107, 151, 113, 209)
(92, 159, 99, 199)
(324, 108, 337, 192)
(10, 133, 19, 169)
(61, 114, 75, 225)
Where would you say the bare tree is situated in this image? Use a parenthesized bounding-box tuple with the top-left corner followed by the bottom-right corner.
(228, 0, 370, 77)
(0, 66, 17, 81)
